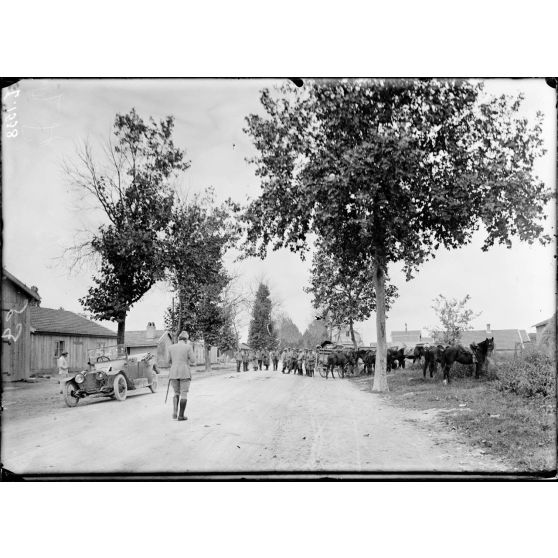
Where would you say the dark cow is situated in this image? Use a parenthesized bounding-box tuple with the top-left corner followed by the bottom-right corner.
(422, 344, 445, 378)
(440, 337, 494, 383)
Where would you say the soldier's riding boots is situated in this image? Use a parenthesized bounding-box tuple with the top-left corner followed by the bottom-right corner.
(172, 395, 179, 420)
(178, 399, 188, 421)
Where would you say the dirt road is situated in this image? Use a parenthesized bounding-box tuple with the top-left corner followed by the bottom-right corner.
(1, 367, 507, 475)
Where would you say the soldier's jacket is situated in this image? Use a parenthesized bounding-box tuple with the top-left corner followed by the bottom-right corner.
(241, 351, 249, 362)
(297, 350, 305, 362)
(234, 350, 242, 361)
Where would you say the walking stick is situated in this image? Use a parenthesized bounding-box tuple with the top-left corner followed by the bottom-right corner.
(165, 376, 170, 404)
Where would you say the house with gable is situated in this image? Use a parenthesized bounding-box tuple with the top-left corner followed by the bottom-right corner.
(30, 307, 117, 375)
(460, 324, 531, 357)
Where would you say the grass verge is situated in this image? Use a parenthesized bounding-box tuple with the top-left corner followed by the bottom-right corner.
(351, 364, 556, 473)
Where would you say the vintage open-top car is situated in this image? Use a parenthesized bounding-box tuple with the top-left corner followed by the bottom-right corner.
(62, 344, 159, 407)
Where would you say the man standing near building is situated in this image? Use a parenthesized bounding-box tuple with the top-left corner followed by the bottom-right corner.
(242, 349, 249, 371)
(234, 348, 242, 372)
(168, 331, 196, 421)
(58, 350, 69, 394)
(263, 349, 270, 371)
(256, 348, 263, 371)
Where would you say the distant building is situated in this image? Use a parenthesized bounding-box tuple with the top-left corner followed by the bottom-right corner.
(391, 329, 422, 345)
(2, 269, 42, 381)
(532, 317, 552, 344)
(460, 324, 531, 357)
(125, 323, 219, 366)
(125, 322, 173, 366)
(30, 306, 117, 375)
(331, 324, 363, 347)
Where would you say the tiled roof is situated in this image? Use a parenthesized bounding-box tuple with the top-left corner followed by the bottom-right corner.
(2, 269, 41, 302)
(391, 331, 422, 343)
(461, 329, 530, 351)
(30, 307, 116, 337)
(125, 330, 171, 347)
(533, 318, 551, 328)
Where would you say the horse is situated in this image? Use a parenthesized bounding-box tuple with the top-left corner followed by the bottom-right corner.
(356, 349, 376, 375)
(326, 351, 353, 378)
(440, 337, 495, 383)
(422, 345, 446, 378)
(387, 347, 405, 370)
(412, 345, 425, 365)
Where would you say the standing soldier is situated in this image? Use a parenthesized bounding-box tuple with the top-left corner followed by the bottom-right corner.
(288, 348, 297, 374)
(250, 349, 258, 371)
(296, 348, 305, 375)
(271, 349, 279, 371)
(282, 347, 291, 374)
(58, 350, 69, 395)
(263, 349, 270, 371)
(168, 331, 196, 421)
(257, 348, 264, 370)
(305, 349, 315, 377)
(234, 348, 242, 372)
(242, 349, 249, 371)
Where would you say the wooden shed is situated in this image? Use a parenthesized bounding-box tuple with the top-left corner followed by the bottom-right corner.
(125, 323, 173, 366)
(29, 307, 117, 375)
(2, 269, 42, 381)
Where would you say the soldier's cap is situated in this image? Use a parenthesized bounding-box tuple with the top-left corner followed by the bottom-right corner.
(61, 351, 69, 355)
(178, 331, 189, 340)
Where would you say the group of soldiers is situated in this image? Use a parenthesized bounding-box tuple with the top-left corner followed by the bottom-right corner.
(233, 347, 317, 377)
(233, 348, 280, 372)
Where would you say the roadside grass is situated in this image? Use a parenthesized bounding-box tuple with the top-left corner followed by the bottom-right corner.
(351, 363, 556, 473)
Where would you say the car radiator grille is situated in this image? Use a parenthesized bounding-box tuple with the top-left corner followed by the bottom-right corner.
(84, 374, 100, 392)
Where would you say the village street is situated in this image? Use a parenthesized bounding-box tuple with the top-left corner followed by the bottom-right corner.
(2, 365, 507, 476)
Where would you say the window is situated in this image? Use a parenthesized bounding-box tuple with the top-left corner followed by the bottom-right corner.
(55, 340, 65, 357)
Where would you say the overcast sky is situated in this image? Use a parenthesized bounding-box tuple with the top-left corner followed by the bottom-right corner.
(2, 78, 556, 343)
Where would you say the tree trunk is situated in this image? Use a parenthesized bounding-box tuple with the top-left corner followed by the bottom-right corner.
(117, 316, 126, 347)
(204, 342, 212, 372)
(349, 319, 358, 349)
(372, 264, 389, 392)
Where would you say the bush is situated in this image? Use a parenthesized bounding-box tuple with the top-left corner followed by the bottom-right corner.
(496, 351, 556, 397)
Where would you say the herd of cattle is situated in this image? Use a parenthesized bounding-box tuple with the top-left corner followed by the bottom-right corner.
(320, 337, 495, 383)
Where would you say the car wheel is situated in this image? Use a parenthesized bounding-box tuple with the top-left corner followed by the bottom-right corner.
(64, 381, 80, 407)
(149, 374, 158, 393)
(113, 374, 128, 401)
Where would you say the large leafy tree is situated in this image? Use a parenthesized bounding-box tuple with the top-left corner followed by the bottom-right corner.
(163, 191, 237, 371)
(305, 242, 398, 348)
(68, 108, 190, 343)
(247, 283, 278, 350)
(242, 79, 551, 391)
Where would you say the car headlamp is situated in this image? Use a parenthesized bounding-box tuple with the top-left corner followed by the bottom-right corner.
(75, 373, 85, 384)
